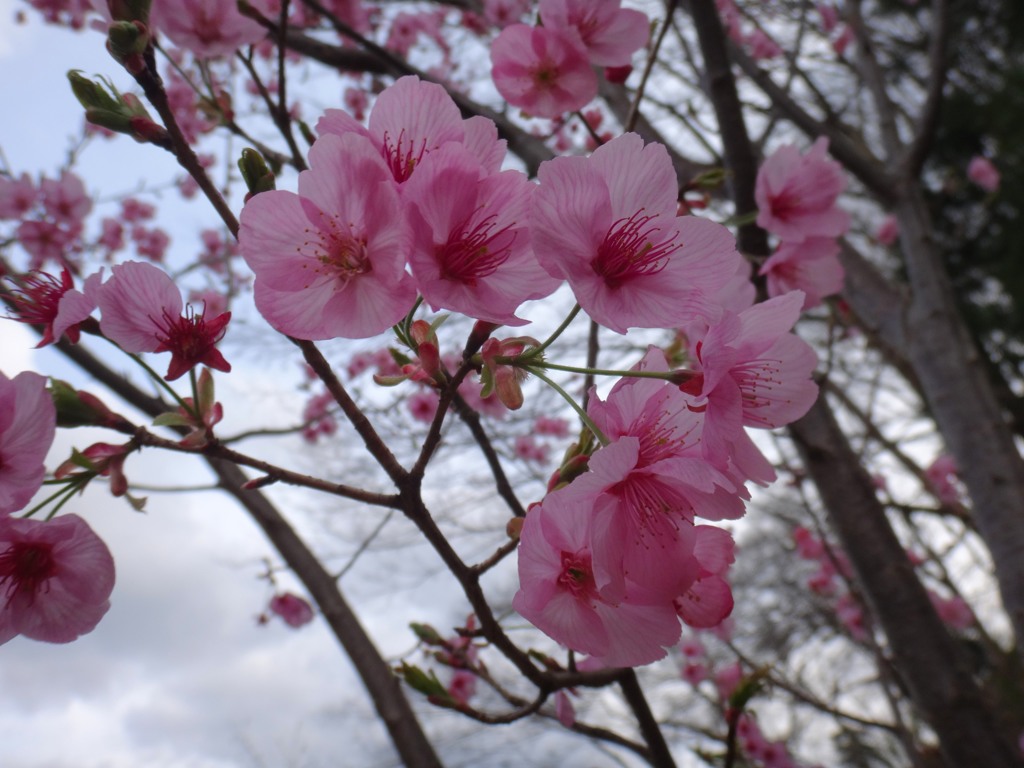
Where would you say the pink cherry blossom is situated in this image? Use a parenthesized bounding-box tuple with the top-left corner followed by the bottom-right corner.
(532, 133, 741, 333)
(756, 138, 850, 242)
(6, 268, 98, 347)
(925, 453, 962, 506)
(268, 592, 315, 628)
(97, 261, 231, 380)
(239, 132, 416, 340)
(150, 0, 271, 58)
(404, 144, 559, 325)
(538, 0, 649, 67)
(318, 76, 505, 185)
(0, 371, 56, 515)
(513, 486, 683, 667)
(679, 292, 818, 483)
(759, 237, 844, 309)
(967, 155, 1000, 193)
(874, 214, 900, 246)
(674, 525, 735, 628)
(0, 513, 115, 644)
(928, 590, 974, 630)
(39, 171, 91, 225)
(490, 24, 598, 119)
(0, 173, 37, 220)
(483, 0, 530, 28)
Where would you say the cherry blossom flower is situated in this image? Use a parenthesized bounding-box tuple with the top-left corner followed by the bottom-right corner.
(532, 133, 740, 333)
(0, 513, 115, 644)
(490, 24, 597, 119)
(756, 138, 850, 242)
(0, 173, 37, 220)
(513, 486, 683, 667)
(0, 371, 56, 515)
(925, 453, 962, 506)
(318, 76, 506, 185)
(674, 525, 736, 628)
(679, 292, 819, 480)
(39, 171, 91, 225)
(967, 155, 1000, 193)
(268, 592, 315, 628)
(96, 260, 231, 380)
(6, 267, 98, 347)
(483, 0, 530, 28)
(759, 237, 844, 309)
(538, 0, 649, 67)
(239, 132, 416, 340)
(150, 0, 272, 58)
(404, 144, 559, 325)
(874, 214, 900, 246)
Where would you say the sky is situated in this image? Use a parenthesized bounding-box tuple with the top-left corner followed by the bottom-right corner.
(0, 11, 667, 768)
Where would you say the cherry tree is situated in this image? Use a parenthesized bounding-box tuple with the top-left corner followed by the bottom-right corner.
(2, 0, 1023, 766)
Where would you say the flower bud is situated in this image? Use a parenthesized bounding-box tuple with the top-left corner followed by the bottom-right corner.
(106, 20, 151, 74)
(238, 148, 276, 199)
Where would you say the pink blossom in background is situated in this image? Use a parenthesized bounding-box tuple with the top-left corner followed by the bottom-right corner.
(967, 155, 1000, 192)
(759, 237, 845, 309)
(6, 268, 98, 347)
(925, 453, 962, 506)
(16, 219, 78, 270)
(97, 260, 231, 380)
(714, 660, 743, 701)
(403, 144, 559, 324)
(745, 29, 783, 60)
(268, 592, 315, 628)
(239, 133, 416, 340)
(817, 3, 839, 33)
(832, 24, 855, 56)
(534, 416, 570, 438)
(39, 171, 91, 225)
(514, 435, 549, 463)
(150, 0, 272, 58)
(407, 389, 440, 423)
(483, 0, 530, 28)
(0, 173, 37, 220)
(928, 590, 974, 630)
(538, 0, 649, 67)
(0, 514, 115, 644)
(0, 371, 56, 515)
(532, 133, 740, 333)
(343, 86, 368, 121)
(874, 214, 900, 246)
(756, 138, 850, 242)
(490, 24, 598, 119)
(513, 486, 683, 668)
(447, 669, 476, 705)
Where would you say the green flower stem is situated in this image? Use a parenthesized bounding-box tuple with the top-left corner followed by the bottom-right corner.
(23, 475, 91, 519)
(512, 358, 681, 381)
(126, 352, 193, 415)
(526, 366, 609, 446)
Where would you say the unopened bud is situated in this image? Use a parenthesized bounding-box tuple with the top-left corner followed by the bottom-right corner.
(106, 20, 151, 73)
(238, 148, 276, 198)
(50, 379, 132, 430)
(604, 64, 632, 84)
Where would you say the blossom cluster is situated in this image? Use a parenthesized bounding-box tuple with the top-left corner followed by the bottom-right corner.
(490, 0, 649, 118)
(514, 291, 818, 666)
(0, 370, 115, 645)
(755, 138, 850, 309)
